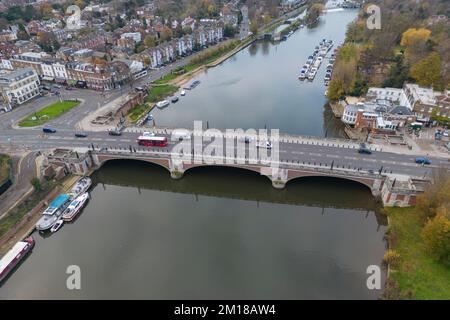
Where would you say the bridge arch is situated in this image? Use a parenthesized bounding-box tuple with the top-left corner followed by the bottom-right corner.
(182, 163, 274, 185)
(98, 157, 171, 174)
(285, 173, 375, 193)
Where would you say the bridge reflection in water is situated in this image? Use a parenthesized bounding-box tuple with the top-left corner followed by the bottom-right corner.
(92, 159, 387, 227)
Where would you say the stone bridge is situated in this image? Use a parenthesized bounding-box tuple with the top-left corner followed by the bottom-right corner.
(89, 150, 384, 196)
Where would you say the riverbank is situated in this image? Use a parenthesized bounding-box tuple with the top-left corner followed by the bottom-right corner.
(0, 174, 79, 255)
(383, 207, 450, 299)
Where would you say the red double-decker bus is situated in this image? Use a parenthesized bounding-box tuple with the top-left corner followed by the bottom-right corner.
(137, 136, 168, 147)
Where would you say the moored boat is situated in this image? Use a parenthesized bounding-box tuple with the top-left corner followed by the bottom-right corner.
(36, 194, 71, 231)
(50, 219, 64, 233)
(0, 237, 34, 283)
(62, 192, 89, 222)
(69, 177, 92, 198)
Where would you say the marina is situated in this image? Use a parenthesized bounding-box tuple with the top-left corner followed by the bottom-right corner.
(299, 39, 334, 82)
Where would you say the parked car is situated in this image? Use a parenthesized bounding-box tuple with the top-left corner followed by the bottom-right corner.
(75, 132, 87, 138)
(43, 127, 56, 133)
(415, 157, 431, 165)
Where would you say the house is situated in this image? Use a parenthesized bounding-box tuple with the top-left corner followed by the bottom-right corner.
(120, 32, 142, 44)
(0, 67, 40, 110)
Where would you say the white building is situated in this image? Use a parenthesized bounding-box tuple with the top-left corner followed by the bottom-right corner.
(0, 59, 13, 70)
(121, 32, 142, 44)
(0, 67, 40, 110)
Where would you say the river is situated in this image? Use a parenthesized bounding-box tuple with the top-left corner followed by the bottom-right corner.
(0, 9, 389, 299)
(150, 9, 357, 138)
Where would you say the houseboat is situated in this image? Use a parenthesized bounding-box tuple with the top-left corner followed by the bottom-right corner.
(69, 177, 91, 198)
(0, 237, 34, 283)
(36, 194, 71, 231)
(62, 193, 90, 222)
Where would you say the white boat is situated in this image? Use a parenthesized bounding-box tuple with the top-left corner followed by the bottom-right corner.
(50, 219, 64, 233)
(70, 177, 91, 198)
(36, 194, 71, 231)
(156, 100, 170, 108)
(62, 193, 89, 222)
(180, 90, 186, 96)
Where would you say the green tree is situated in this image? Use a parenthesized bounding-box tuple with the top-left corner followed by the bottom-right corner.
(30, 177, 42, 191)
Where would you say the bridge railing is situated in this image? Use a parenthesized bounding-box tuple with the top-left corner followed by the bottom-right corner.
(92, 147, 421, 180)
(123, 127, 384, 152)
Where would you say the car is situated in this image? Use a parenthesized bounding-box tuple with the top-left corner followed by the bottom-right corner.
(415, 157, 431, 165)
(75, 132, 87, 138)
(443, 130, 449, 137)
(142, 131, 155, 137)
(53, 85, 62, 89)
(358, 143, 372, 154)
(108, 129, 122, 136)
(42, 127, 56, 133)
(171, 96, 179, 103)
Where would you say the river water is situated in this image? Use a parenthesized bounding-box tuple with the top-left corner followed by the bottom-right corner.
(151, 9, 356, 137)
(0, 9, 389, 299)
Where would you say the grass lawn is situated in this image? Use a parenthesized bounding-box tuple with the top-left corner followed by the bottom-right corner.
(128, 103, 153, 122)
(19, 100, 80, 127)
(147, 84, 178, 103)
(384, 207, 450, 299)
(0, 154, 11, 184)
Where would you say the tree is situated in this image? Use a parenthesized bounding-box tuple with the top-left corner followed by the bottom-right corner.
(410, 52, 442, 89)
(422, 209, 450, 266)
(416, 169, 450, 222)
(39, 3, 53, 20)
(160, 26, 173, 41)
(400, 28, 432, 63)
(326, 79, 344, 101)
(250, 19, 258, 35)
(144, 35, 157, 48)
(223, 25, 237, 38)
(31, 177, 42, 191)
(306, 3, 324, 25)
(400, 28, 431, 48)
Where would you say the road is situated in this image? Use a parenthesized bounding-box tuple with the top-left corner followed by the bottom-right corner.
(0, 127, 448, 180)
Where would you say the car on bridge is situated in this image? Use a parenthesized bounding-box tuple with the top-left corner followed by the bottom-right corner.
(108, 129, 122, 136)
(415, 157, 431, 165)
(42, 127, 56, 133)
(75, 132, 88, 138)
(358, 143, 372, 155)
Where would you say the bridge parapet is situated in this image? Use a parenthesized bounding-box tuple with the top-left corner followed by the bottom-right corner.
(42, 147, 427, 207)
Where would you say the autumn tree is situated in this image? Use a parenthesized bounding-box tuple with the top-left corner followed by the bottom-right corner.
(400, 28, 432, 63)
(422, 208, 450, 266)
(144, 35, 157, 48)
(39, 3, 53, 20)
(416, 169, 450, 222)
(160, 26, 173, 41)
(410, 52, 443, 89)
